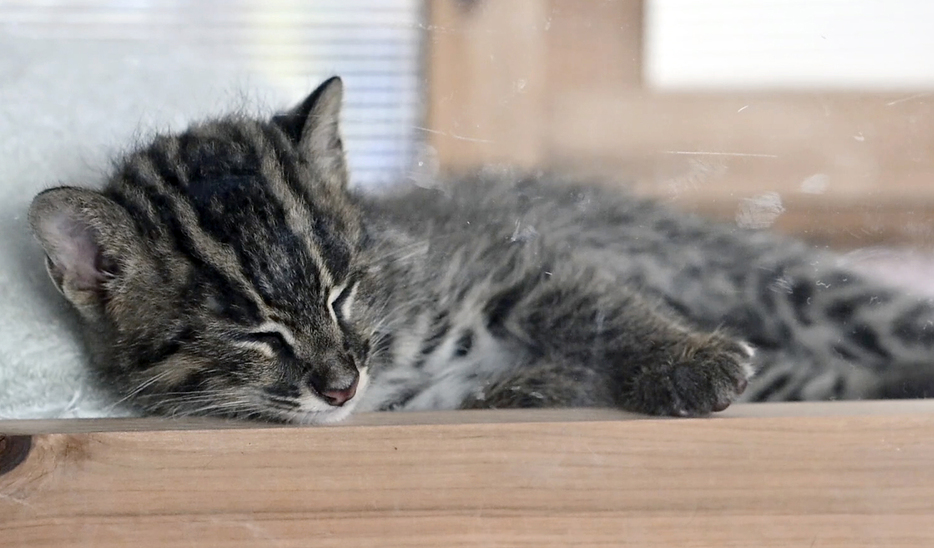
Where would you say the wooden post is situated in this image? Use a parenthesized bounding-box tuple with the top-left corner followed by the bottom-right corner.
(425, 0, 549, 168)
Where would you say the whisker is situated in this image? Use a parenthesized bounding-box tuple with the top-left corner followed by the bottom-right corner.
(108, 369, 179, 409)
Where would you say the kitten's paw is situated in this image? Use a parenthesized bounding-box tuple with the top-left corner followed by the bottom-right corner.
(628, 336, 755, 417)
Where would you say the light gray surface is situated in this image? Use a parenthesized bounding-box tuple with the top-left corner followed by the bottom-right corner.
(0, 35, 285, 418)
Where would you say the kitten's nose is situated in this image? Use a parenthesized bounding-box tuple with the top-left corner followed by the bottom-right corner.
(322, 376, 358, 406)
(309, 369, 359, 407)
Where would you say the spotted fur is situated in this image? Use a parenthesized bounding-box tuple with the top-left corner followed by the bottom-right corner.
(27, 77, 934, 423)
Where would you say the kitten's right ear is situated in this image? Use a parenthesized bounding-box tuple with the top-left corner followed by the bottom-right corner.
(272, 76, 348, 187)
(28, 187, 136, 313)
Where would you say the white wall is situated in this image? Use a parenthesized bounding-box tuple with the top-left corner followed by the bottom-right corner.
(645, 0, 934, 90)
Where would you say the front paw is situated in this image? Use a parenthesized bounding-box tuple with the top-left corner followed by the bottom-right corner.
(627, 336, 755, 417)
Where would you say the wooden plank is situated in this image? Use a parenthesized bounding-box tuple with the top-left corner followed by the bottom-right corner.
(2, 400, 934, 434)
(3, 402, 934, 547)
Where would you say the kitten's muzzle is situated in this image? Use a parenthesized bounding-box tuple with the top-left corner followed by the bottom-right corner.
(307, 357, 360, 407)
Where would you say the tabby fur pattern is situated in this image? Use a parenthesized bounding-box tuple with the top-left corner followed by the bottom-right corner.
(28, 77, 934, 423)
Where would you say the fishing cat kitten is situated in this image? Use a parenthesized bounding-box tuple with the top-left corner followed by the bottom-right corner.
(28, 77, 934, 423)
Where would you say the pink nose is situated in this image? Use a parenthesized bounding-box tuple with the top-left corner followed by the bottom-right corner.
(321, 375, 359, 407)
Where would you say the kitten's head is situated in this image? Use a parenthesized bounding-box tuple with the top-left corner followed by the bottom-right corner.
(28, 77, 374, 423)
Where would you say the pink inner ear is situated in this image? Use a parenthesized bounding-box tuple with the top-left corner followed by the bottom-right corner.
(41, 212, 106, 291)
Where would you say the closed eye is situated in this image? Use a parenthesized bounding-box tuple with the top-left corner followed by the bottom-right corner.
(232, 328, 295, 358)
(328, 279, 358, 323)
(250, 331, 291, 355)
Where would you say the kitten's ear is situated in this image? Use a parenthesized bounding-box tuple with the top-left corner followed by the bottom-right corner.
(272, 76, 348, 187)
(28, 187, 136, 313)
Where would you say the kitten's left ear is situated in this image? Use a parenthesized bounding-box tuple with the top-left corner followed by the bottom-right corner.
(28, 187, 138, 317)
(273, 76, 348, 187)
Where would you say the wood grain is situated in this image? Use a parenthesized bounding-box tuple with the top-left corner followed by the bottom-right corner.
(3, 403, 934, 547)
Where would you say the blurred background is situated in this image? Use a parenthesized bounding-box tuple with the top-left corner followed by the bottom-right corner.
(1, 0, 425, 185)
(5, 0, 934, 248)
(427, 1, 934, 257)
(3, 0, 934, 418)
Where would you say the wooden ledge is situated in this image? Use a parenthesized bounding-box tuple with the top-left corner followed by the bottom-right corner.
(3, 402, 934, 547)
(3, 399, 934, 434)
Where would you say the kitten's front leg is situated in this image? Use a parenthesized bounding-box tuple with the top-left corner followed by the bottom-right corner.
(489, 270, 754, 416)
(461, 362, 610, 410)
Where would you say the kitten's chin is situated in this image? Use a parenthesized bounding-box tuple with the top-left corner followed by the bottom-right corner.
(282, 367, 370, 425)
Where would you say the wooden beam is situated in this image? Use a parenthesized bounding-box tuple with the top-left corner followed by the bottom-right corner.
(670, 195, 934, 250)
(549, 92, 934, 200)
(3, 402, 934, 547)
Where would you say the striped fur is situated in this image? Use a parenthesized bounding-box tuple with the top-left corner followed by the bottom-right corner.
(28, 77, 934, 423)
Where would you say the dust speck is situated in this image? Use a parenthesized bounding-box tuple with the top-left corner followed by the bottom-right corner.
(800, 174, 829, 194)
(736, 192, 785, 229)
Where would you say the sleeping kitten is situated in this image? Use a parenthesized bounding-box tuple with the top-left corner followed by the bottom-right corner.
(27, 77, 934, 423)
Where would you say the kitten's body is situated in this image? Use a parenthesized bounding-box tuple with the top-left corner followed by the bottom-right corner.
(358, 171, 931, 411)
(28, 78, 934, 423)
